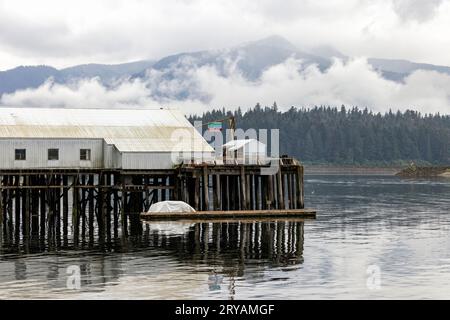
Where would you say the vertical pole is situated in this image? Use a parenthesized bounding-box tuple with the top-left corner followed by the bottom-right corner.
(97, 173, 103, 239)
(261, 176, 267, 210)
(31, 177, 39, 237)
(194, 175, 200, 211)
(213, 174, 221, 211)
(101, 173, 108, 239)
(55, 175, 61, 241)
(229, 175, 235, 210)
(15, 176, 21, 241)
(221, 176, 228, 211)
(72, 175, 79, 243)
(277, 164, 285, 210)
(39, 176, 46, 240)
(120, 175, 127, 237)
(62, 175, 68, 238)
(88, 175, 94, 240)
(0, 178, 4, 230)
(246, 174, 251, 210)
(106, 174, 112, 240)
(113, 179, 119, 238)
(296, 165, 304, 209)
(7, 176, 14, 239)
(267, 175, 274, 210)
(23, 175, 30, 239)
(47, 175, 54, 239)
(1, 176, 6, 238)
(287, 173, 293, 209)
(160, 177, 166, 201)
(81, 175, 86, 240)
(202, 166, 209, 211)
(255, 175, 261, 210)
(240, 166, 247, 210)
(248, 175, 254, 210)
(169, 175, 175, 200)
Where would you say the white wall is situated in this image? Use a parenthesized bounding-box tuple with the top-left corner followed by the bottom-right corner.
(0, 138, 104, 169)
(0, 139, 213, 170)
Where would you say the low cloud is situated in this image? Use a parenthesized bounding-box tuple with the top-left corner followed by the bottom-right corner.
(393, 0, 444, 23)
(2, 57, 450, 115)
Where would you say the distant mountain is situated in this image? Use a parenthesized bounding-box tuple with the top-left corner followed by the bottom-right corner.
(59, 60, 155, 83)
(139, 35, 331, 81)
(0, 60, 155, 96)
(131, 35, 332, 100)
(0, 65, 59, 95)
(368, 58, 450, 81)
(2, 35, 450, 100)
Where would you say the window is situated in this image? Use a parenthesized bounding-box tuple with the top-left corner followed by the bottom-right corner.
(15, 149, 26, 160)
(48, 149, 59, 161)
(80, 149, 91, 161)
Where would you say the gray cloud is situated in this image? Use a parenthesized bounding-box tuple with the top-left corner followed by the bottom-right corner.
(0, 0, 450, 70)
(393, 0, 444, 22)
(2, 57, 450, 115)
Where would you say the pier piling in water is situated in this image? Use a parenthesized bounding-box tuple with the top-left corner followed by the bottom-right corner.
(0, 157, 305, 242)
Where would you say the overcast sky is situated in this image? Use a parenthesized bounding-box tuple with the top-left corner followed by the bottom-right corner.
(1, 0, 450, 70)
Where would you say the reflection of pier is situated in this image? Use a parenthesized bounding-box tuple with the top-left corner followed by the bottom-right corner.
(0, 220, 305, 298)
(0, 158, 305, 245)
(141, 220, 305, 267)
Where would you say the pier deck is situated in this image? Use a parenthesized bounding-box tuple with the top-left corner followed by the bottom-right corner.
(141, 209, 316, 221)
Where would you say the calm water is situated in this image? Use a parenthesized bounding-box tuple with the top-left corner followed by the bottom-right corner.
(1, 175, 450, 299)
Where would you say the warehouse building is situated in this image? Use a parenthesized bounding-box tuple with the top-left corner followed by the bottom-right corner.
(0, 107, 214, 170)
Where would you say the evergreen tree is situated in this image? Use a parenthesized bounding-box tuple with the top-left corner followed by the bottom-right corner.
(189, 105, 450, 165)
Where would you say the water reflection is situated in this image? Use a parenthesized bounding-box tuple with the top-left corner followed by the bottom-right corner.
(141, 220, 304, 266)
(0, 219, 305, 299)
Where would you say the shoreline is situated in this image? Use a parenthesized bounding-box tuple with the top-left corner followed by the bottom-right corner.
(304, 165, 401, 175)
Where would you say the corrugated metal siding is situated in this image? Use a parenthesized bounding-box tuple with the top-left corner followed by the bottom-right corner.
(121, 153, 178, 170)
(113, 149, 122, 168)
(0, 138, 103, 169)
(103, 143, 117, 168)
(121, 152, 214, 170)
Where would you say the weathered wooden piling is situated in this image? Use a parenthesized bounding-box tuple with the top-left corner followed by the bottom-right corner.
(0, 157, 306, 242)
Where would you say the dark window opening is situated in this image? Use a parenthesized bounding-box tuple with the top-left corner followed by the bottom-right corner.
(80, 149, 91, 161)
(15, 149, 26, 161)
(48, 149, 59, 161)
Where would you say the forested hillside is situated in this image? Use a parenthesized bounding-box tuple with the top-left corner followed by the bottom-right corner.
(189, 104, 450, 166)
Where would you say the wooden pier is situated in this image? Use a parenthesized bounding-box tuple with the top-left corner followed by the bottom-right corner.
(141, 209, 316, 221)
(0, 157, 306, 242)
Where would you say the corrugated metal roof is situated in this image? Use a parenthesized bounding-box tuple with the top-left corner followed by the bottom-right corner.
(0, 107, 214, 153)
(0, 107, 190, 126)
